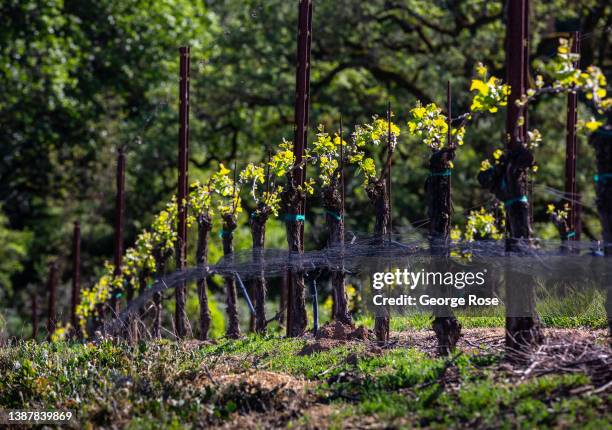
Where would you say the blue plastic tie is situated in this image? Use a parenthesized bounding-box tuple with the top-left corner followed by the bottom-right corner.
(429, 169, 452, 177)
(566, 231, 576, 239)
(218, 229, 232, 238)
(325, 210, 342, 221)
(282, 213, 305, 222)
(594, 173, 612, 183)
(504, 195, 528, 206)
(594, 129, 612, 137)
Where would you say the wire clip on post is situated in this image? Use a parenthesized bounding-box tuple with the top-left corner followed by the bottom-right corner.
(504, 195, 529, 207)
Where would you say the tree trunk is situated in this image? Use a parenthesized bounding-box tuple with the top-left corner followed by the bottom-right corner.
(367, 180, 390, 344)
(427, 149, 461, 356)
(196, 215, 212, 340)
(281, 184, 308, 337)
(222, 214, 241, 339)
(251, 211, 269, 333)
(323, 184, 351, 325)
(590, 124, 612, 336)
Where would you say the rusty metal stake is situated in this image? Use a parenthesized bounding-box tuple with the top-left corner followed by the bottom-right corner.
(506, 0, 528, 149)
(340, 115, 344, 217)
(292, 0, 313, 241)
(565, 31, 581, 242)
(111, 146, 126, 315)
(447, 81, 452, 148)
(386, 101, 392, 243)
(522, 0, 530, 139)
(287, 0, 313, 336)
(265, 151, 271, 195)
(176, 46, 190, 338)
(71, 221, 81, 338)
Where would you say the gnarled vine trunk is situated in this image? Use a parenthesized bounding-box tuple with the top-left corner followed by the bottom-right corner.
(122, 274, 136, 342)
(222, 214, 241, 339)
(152, 251, 169, 339)
(196, 215, 212, 340)
(503, 148, 543, 352)
(93, 303, 105, 335)
(323, 184, 351, 325)
(281, 183, 308, 337)
(427, 149, 461, 356)
(46, 262, 59, 341)
(478, 145, 543, 354)
(126, 276, 134, 303)
(590, 122, 612, 336)
(124, 269, 151, 342)
(367, 180, 390, 344)
(250, 210, 269, 333)
(137, 270, 149, 321)
(550, 212, 571, 254)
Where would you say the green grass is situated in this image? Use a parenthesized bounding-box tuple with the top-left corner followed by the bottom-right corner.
(197, 334, 363, 379)
(1, 333, 609, 429)
(354, 288, 608, 331)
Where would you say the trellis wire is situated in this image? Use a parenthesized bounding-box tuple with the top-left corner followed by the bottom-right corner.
(101, 232, 612, 336)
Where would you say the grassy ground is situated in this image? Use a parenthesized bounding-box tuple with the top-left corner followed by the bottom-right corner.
(1, 326, 610, 429)
(352, 287, 609, 331)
